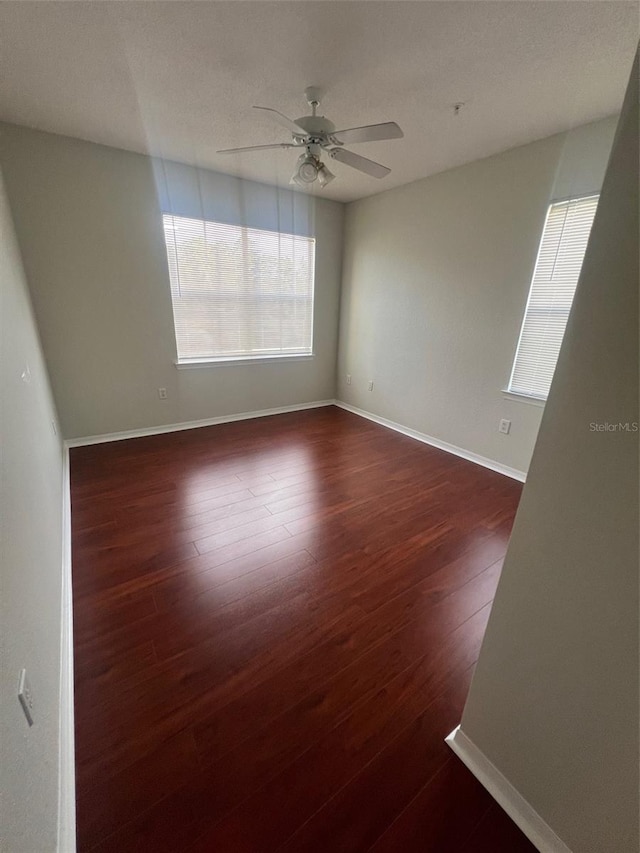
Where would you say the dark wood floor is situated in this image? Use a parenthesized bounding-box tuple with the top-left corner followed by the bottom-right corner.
(70, 406, 535, 852)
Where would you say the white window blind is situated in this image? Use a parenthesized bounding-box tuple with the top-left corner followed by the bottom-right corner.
(508, 194, 599, 400)
(162, 214, 315, 362)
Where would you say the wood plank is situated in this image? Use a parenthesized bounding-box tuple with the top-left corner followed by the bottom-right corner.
(188, 662, 478, 852)
(70, 407, 527, 852)
(193, 565, 502, 767)
(367, 757, 494, 852)
(459, 802, 538, 852)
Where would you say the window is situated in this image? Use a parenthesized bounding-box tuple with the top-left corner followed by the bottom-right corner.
(508, 194, 599, 400)
(162, 214, 315, 363)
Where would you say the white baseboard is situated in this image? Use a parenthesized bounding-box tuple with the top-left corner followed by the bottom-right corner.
(64, 400, 335, 448)
(57, 446, 76, 852)
(334, 401, 527, 482)
(445, 726, 572, 853)
(65, 400, 528, 485)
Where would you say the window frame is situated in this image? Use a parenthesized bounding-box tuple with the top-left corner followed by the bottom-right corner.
(162, 213, 316, 367)
(505, 193, 599, 402)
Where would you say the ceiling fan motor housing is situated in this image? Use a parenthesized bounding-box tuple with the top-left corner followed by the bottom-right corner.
(294, 115, 336, 144)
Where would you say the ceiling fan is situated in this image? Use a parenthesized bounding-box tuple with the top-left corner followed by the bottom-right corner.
(217, 87, 404, 188)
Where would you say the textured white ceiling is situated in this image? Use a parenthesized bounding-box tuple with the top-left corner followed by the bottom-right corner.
(0, 1, 636, 202)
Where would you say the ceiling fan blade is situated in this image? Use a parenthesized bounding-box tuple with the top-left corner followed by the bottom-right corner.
(252, 106, 308, 136)
(217, 143, 297, 155)
(331, 122, 403, 145)
(330, 148, 390, 178)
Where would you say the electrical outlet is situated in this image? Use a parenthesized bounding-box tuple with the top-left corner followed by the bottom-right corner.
(158, 387, 168, 400)
(368, 381, 374, 391)
(499, 418, 511, 435)
(346, 374, 352, 385)
(18, 669, 34, 726)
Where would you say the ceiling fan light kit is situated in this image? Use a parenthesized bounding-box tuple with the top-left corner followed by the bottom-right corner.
(218, 87, 404, 189)
(317, 163, 335, 188)
(289, 151, 336, 188)
(292, 152, 319, 185)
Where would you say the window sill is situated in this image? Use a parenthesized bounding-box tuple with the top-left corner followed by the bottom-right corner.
(174, 354, 315, 369)
(502, 390, 546, 408)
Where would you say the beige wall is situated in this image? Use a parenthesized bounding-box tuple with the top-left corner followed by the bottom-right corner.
(0, 117, 616, 461)
(337, 117, 617, 476)
(0, 124, 343, 439)
(0, 167, 65, 850)
(460, 56, 638, 853)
